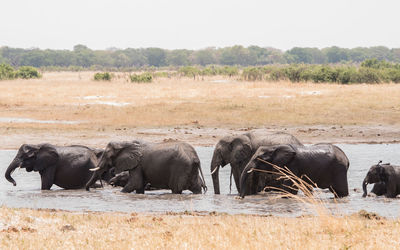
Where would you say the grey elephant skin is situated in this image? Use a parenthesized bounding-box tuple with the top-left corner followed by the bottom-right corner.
(210, 132, 302, 194)
(5, 144, 100, 190)
(362, 163, 400, 198)
(239, 143, 350, 198)
(86, 140, 207, 194)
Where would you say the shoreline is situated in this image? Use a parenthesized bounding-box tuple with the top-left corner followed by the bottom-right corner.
(1, 124, 399, 150)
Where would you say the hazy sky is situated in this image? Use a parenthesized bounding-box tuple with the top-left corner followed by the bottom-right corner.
(1, 0, 399, 51)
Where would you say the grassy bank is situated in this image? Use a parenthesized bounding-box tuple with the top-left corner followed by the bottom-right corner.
(0, 207, 397, 249)
(1, 71, 400, 129)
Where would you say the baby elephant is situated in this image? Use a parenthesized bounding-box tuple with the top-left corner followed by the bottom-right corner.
(362, 162, 400, 198)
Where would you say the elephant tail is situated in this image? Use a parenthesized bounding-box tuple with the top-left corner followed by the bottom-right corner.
(195, 160, 207, 194)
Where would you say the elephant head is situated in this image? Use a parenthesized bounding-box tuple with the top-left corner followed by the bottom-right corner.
(239, 144, 296, 198)
(85, 141, 142, 190)
(362, 161, 389, 197)
(5, 144, 59, 186)
(210, 135, 252, 194)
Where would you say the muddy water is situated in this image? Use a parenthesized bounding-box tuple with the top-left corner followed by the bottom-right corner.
(1, 144, 400, 217)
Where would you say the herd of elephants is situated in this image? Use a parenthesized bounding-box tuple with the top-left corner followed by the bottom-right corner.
(4, 132, 400, 199)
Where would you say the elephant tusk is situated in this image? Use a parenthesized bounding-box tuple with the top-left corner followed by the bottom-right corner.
(89, 167, 100, 172)
(211, 166, 219, 175)
(247, 168, 254, 173)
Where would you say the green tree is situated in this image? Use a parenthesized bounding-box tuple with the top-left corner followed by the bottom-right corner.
(145, 48, 166, 67)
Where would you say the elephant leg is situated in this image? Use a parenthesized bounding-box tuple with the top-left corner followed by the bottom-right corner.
(385, 181, 397, 198)
(330, 171, 349, 198)
(189, 176, 202, 194)
(232, 167, 241, 193)
(371, 182, 386, 196)
(39, 167, 56, 190)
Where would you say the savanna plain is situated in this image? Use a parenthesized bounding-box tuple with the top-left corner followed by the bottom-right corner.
(1, 71, 400, 248)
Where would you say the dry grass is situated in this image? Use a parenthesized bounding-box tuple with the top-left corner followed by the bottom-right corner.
(0, 206, 398, 249)
(1, 71, 400, 130)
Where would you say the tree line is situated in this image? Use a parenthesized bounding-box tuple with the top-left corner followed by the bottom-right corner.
(1, 45, 400, 70)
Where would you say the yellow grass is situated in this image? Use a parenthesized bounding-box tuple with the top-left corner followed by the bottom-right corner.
(0, 207, 397, 249)
(0, 71, 400, 130)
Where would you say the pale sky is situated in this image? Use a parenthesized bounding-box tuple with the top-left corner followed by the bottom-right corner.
(1, 0, 399, 51)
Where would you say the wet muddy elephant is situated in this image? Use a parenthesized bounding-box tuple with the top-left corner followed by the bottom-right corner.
(362, 162, 400, 198)
(239, 143, 350, 198)
(86, 140, 207, 194)
(5, 144, 101, 190)
(210, 132, 302, 195)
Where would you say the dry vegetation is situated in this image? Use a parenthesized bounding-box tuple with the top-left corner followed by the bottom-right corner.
(1, 71, 400, 148)
(0, 206, 398, 249)
(1, 71, 400, 127)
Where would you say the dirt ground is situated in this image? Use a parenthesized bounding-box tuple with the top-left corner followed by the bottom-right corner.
(1, 124, 400, 149)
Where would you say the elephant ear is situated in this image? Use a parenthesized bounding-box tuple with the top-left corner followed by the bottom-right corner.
(271, 145, 296, 168)
(34, 144, 59, 172)
(114, 145, 142, 174)
(21, 144, 38, 158)
(231, 137, 252, 163)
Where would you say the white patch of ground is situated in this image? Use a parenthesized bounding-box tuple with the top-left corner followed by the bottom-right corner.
(0, 118, 83, 124)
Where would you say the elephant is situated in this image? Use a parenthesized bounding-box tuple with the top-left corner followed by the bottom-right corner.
(5, 144, 102, 190)
(239, 143, 350, 198)
(210, 132, 302, 194)
(362, 162, 400, 198)
(109, 170, 129, 187)
(85, 140, 207, 194)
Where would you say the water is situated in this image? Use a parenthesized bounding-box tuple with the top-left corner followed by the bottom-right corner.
(1, 144, 400, 217)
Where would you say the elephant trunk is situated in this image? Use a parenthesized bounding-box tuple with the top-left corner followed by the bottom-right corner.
(5, 157, 20, 186)
(362, 176, 369, 198)
(239, 161, 256, 198)
(210, 151, 221, 194)
(86, 157, 108, 191)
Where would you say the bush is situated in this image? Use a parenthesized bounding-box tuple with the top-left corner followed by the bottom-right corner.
(283, 65, 309, 82)
(153, 71, 170, 78)
(309, 66, 339, 83)
(178, 66, 200, 79)
(15, 66, 41, 79)
(384, 68, 400, 83)
(357, 68, 381, 83)
(130, 72, 153, 83)
(268, 67, 286, 81)
(242, 67, 264, 81)
(0, 63, 16, 80)
(94, 72, 112, 81)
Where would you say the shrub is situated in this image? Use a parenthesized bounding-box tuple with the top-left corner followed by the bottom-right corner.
(357, 68, 381, 83)
(283, 65, 309, 82)
(220, 66, 239, 77)
(337, 67, 358, 84)
(0, 63, 16, 80)
(15, 66, 41, 79)
(384, 68, 400, 83)
(178, 66, 200, 79)
(268, 67, 286, 81)
(130, 72, 153, 83)
(309, 65, 339, 83)
(94, 72, 112, 81)
(153, 71, 169, 78)
(242, 67, 264, 81)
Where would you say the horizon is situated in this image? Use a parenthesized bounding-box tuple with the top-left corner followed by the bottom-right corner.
(1, 0, 399, 51)
(1, 44, 399, 52)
